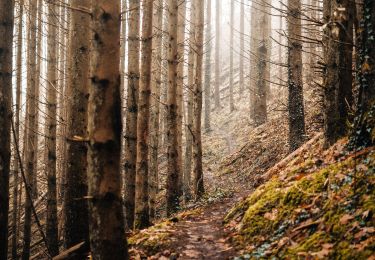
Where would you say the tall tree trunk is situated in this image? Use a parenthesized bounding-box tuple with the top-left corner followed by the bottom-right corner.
(349, 0, 375, 149)
(229, 0, 235, 112)
(287, 0, 306, 151)
(278, 8, 283, 86)
(166, 0, 181, 215)
(176, 0, 186, 197)
(323, 0, 354, 147)
(249, 3, 257, 120)
(184, 0, 196, 202)
(193, 0, 205, 199)
(12, 1, 24, 258)
(160, 8, 169, 149)
(124, 0, 140, 230)
(135, 0, 153, 229)
(204, 0, 211, 131)
(33, 0, 43, 197)
(0, 0, 14, 258)
(239, 1, 244, 93)
(63, 0, 91, 252)
(214, 0, 221, 109)
(45, 1, 59, 256)
(22, 1, 38, 258)
(149, 0, 163, 220)
(88, 1, 128, 258)
(253, 1, 269, 126)
(58, 0, 69, 204)
(120, 0, 127, 198)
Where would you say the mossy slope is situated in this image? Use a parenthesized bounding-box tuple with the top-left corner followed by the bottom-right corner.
(225, 140, 375, 259)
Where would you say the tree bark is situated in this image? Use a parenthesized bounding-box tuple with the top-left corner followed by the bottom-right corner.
(349, 0, 375, 149)
(22, 1, 38, 258)
(184, 0, 196, 202)
(323, 0, 354, 147)
(0, 0, 14, 258)
(11, 1, 23, 258)
(204, 0, 212, 131)
(229, 0, 235, 112)
(193, 0, 205, 199)
(166, 0, 181, 215)
(149, 0, 163, 220)
(124, 0, 140, 230)
(88, 1, 128, 258)
(176, 0, 186, 197)
(214, 0, 221, 109)
(239, 1, 244, 94)
(64, 0, 91, 253)
(253, 1, 270, 126)
(45, 1, 59, 256)
(135, 0, 153, 229)
(287, 0, 306, 151)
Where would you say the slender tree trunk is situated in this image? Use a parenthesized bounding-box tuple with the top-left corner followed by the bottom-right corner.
(120, 2, 127, 218)
(193, 0, 205, 199)
(166, 0, 181, 215)
(33, 0, 43, 197)
(135, 0, 153, 229)
(0, 0, 14, 258)
(229, 0, 235, 112)
(214, 0, 221, 109)
(253, 2, 269, 126)
(160, 5, 169, 148)
(45, 1, 59, 256)
(323, 0, 354, 147)
(63, 0, 91, 252)
(287, 0, 306, 151)
(58, 0, 69, 204)
(149, 0, 163, 220)
(22, 0, 38, 258)
(239, 1, 244, 93)
(88, 1, 128, 258)
(184, 0, 196, 202)
(124, 0, 140, 230)
(12, 1, 23, 258)
(349, 0, 375, 149)
(249, 4, 257, 119)
(176, 0, 186, 197)
(204, 0, 211, 131)
(278, 9, 283, 86)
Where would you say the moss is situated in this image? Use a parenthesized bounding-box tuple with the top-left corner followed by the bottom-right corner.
(128, 220, 173, 254)
(287, 232, 328, 255)
(225, 147, 375, 259)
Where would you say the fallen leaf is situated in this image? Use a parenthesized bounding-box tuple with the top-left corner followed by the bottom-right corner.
(264, 209, 278, 221)
(361, 210, 371, 220)
(311, 243, 333, 258)
(339, 214, 354, 225)
(354, 227, 375, 239)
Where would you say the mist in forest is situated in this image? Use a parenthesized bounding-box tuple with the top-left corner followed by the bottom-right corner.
(0, 0, 374, 259)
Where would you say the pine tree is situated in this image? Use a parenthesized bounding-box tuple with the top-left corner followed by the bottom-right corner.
(0, 0, 14, 258)
(88, 1, 128, 258)
(135, 0, 154, 229)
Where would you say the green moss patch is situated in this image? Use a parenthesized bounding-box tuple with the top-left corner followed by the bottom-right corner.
(226, 147, 375, 259)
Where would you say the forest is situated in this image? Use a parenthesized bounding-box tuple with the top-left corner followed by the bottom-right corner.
(0, 0, 374, 259)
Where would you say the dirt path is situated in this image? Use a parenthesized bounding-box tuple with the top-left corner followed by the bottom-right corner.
(167, 193, 246, 259)
(163, 126, 243, 259)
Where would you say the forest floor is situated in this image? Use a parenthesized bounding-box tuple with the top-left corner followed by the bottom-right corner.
(129, 93, 295, 259)
(129, 91, 374, 259)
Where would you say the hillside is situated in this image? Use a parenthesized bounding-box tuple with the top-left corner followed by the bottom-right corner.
(128, 90, 374, 259)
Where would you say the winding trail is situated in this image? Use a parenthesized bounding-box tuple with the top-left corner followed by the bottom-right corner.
(167, 193, 245, 259)
(159, 128, 245, 259)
